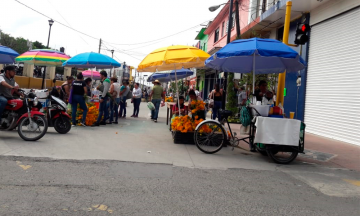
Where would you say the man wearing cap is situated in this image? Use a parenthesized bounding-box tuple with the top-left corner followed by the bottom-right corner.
(149, 80, 164, 123)
(92, 71, 110, 126)
(0, 66, 21, 119)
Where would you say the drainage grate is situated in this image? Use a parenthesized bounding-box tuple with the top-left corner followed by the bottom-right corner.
(299, 149, 337, 162)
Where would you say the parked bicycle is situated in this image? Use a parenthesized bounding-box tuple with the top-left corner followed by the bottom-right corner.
(194, 107, 305, 164)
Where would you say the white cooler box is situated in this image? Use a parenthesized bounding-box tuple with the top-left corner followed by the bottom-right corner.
(249, 105, 270, 117)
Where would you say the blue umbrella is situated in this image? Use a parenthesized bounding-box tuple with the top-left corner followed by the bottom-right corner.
(0, 45, 19, 64)
(62, 52, 121, 69)
(147, 68, 193, 82)
(205, 38, 306, 92)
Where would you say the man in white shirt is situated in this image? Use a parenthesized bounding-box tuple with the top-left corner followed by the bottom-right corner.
(238, 86, 247, 106)
(131, 82, 142, 117)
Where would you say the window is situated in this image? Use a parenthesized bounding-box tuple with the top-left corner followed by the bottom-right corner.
(203, 43, 206, 51)
(232, 12, 235, 28)
(221, 22, 225, 37)
(214, 28, 220, 43)
(225, 21, 229, 33)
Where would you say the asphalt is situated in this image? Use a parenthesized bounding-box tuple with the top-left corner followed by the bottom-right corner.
(0, 102, 359, 215)
(0, 156, 359, 216)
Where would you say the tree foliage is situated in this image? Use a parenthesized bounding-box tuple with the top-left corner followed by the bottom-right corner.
(0, 29, 49, 54)
(238, 73, 277, 94)
(225, 73, 238, 115)
(170, 79, 188, 96)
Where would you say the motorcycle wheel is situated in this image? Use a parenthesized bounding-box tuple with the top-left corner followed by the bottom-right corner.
(18, 115, 48, 141)
(54, 117, 71, 134)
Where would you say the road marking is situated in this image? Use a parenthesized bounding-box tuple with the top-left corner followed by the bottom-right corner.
(343, 179, 360, 187)
(16, 161, 32, 170)
(92, 204, 113, 213)
(19, 165, 32, 170)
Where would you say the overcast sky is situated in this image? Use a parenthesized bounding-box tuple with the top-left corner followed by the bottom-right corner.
(1, 0, 224, 70)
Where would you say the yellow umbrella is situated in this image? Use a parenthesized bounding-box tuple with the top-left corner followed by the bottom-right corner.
(137, 45, 210, 115)
(137, 45, 210, 72)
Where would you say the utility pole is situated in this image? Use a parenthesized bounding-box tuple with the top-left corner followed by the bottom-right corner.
(98, 38, 102, 53)
(235, 0, 241, 39)
(222, 0, 234, 109)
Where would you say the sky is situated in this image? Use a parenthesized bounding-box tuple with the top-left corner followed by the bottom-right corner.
(0, 0, 224, 73)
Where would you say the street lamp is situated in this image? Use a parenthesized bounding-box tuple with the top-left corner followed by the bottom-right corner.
(46, 19, 54, 48)
(42, 19, 54, 89)
(111, 50, 114, 58)
(208, 3, 227, 12)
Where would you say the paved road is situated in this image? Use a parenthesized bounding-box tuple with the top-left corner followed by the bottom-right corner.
(0, 102, 359, 215)
(0, 156, 359, 216)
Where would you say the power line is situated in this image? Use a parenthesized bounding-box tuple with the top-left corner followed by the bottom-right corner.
(15, 0, 212, 49)
(103, 22, 209, 46)
(46, 0, 92, 48)
(14, 0, 99, 40)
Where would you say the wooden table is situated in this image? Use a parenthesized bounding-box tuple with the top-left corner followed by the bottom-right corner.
(167, 102, 189, 130)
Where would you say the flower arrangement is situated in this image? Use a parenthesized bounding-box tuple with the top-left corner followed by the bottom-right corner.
(171, 115, 211, 133)
(165, 96, 174, 102)
(67, 102, 99, 126)
(190, 100, 205, 114)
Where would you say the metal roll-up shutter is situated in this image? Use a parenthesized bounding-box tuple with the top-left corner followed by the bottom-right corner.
(305, 8, 360, 146)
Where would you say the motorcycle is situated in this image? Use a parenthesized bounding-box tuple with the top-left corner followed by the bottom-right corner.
(0, 89, 48, 141)
(45, 94, 71, 134)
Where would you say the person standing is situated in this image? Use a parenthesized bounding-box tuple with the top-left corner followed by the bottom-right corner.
(238, 86, 247, 106)
(92, 71, 110, 126)
(131, 83, 142, 118)
(71, 73, 88, 127)
(149, 80, 164, 123)
(60, 76, 74, 103)
(119, 80, 130, 118)
(209, 83, 223, 120)
(109, 77, 121, 124)
(84, 78, 92, 97)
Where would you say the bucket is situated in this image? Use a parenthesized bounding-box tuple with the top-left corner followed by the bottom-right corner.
(250, 105, 270, 117)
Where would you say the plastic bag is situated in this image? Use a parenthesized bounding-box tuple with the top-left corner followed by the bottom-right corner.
(147, 102, 155, 110)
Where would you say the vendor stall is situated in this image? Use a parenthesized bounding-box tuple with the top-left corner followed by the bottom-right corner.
(61, 52, 121, 125)
(137, 45, 210, 144)
(193, 37, 307, 164)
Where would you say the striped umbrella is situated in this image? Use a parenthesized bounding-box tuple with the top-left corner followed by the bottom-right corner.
(15, 49, 70, 66)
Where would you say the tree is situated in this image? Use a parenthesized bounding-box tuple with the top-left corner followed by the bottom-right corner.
(238, 73, 277, 95)
(170, 79, 188, 96)
(0, 30, 29, 54)
(225, 73, 238, 115)
(32, 41, 47, 49)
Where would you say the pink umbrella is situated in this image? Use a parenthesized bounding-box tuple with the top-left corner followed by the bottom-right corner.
(81, 70, 100, 80)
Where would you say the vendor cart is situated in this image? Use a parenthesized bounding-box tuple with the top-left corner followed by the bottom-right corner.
(194, 106, 305, 164)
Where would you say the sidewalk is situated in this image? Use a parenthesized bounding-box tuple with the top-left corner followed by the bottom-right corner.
(229, 123, 360, 171)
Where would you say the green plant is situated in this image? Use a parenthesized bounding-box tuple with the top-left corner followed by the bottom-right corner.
(225, 73, 238, 116)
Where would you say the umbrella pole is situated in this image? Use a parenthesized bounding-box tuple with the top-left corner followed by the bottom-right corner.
(174, 65, 181, 116)
(252, 53, 255, 95)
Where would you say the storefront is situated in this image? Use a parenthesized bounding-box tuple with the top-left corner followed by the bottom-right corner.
(305, 4, 360, 146)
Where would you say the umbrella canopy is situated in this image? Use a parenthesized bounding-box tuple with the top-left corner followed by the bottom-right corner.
(137, 45, 210, 72)
(15, 49, 70, 66)
(205, 38, 306, 74)
(81, 70, 101, 80)
(138, 45, 210, 115)
(147, 68, 193, 82)
(0, 45, 19, 64)
(62, 52, 121, 69)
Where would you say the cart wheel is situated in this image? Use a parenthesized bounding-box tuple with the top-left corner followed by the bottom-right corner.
(266, 145, 298, 164)
(194, 121, 225, 154)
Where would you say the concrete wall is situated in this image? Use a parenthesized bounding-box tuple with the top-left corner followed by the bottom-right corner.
(310, 0, 360, 25)
(15, 76, 65, 89)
